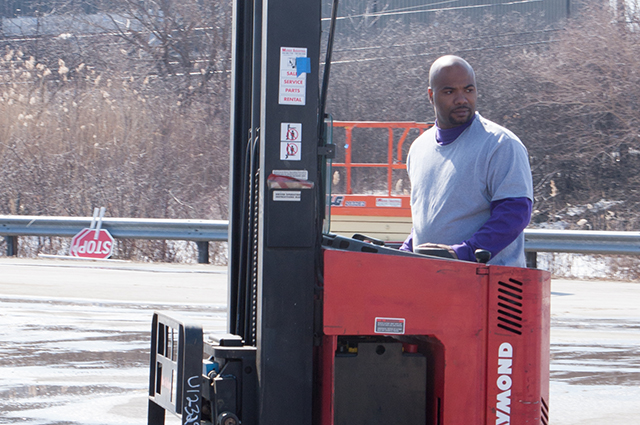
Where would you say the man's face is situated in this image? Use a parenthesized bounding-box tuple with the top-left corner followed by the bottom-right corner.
(428, 64, 477, 129)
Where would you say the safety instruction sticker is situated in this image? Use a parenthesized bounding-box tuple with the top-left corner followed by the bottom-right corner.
(374, 317, 406, 334)
(273, 190, 301, 202)
(280, 122, 302, 161)
(279, 47, 307, 105)
(272, 169, 309, 180)
(281, 142, 301, 161)
(281, 123, 302, 142)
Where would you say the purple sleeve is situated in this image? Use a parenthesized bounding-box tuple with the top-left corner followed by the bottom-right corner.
(399, 228, 414, 252)
(451, 197, 532, 262)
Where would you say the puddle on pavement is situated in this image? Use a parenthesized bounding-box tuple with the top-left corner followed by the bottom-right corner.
(1, 293, 638, 424)
(551, 316, 640, 386)
(0, 296, 225, 424)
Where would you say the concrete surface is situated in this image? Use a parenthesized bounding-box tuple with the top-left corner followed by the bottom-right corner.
(0, 257, 639, 424)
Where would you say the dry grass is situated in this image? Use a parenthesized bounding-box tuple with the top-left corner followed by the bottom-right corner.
(0, 48, 230, 263)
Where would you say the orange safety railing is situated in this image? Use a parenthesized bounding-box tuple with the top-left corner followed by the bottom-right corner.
(331, 121, 433, 196)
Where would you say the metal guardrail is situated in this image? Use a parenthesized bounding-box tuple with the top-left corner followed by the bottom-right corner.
(2, 215, 640, 264)
(522, 229, 640, 268)
(0, 215, 228, 240)
(0, 215, 228, 263)
(524, 229, 640, 255)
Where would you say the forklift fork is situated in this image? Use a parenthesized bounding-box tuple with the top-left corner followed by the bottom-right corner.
(148, 312, 256, 425)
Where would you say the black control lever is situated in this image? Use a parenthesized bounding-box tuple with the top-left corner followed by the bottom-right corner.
(474, 249, 491, 264)
(352, 233, 385, 246)
(414, 246, 456, 259)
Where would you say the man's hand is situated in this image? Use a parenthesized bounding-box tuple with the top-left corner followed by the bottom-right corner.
(414, 243, 458, 259)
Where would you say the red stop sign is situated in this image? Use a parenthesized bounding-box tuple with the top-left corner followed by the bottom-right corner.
(70, 228, 115, 259)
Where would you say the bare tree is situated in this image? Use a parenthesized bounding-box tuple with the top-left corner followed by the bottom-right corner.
(502, 2, 640, 230)
(324, 2, 640, 231)
(0, 1, 232, 262)
(92, 0, 232, 104)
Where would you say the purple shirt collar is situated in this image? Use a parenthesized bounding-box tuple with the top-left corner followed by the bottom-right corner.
(435, 114, 476, 145)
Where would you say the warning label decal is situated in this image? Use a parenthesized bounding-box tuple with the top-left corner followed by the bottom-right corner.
(273, 190, 301, 202)
(374, 317, 406, 334)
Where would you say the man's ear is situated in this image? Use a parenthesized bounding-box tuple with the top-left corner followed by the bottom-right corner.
(428, 87, 434, 104)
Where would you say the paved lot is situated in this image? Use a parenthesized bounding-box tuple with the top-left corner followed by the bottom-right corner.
(0, 258, 227, 425)
(547, 279, 640, 425)
(0, 257, 639, 424)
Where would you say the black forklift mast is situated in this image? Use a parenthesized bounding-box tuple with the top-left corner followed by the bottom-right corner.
(148, 1, 337, 424)
(228, 0, 326, 423)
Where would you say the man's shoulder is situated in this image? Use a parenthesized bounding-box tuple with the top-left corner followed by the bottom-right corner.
(473, 113, 521, 143)
(415, 125, 437, 140)
(408, 126, 437, 152)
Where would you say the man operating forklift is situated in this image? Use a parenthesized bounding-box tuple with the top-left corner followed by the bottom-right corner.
(400, 55, 533, 267)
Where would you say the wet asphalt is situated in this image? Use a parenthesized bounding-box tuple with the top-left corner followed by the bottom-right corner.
(0, 258, 639, 425)
(0, 258, 226, 425)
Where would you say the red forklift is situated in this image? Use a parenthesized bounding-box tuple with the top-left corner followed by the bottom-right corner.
(146, 1, 550, 424)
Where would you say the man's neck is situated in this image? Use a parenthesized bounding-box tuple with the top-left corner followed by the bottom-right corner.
(435, 114, 476, 145)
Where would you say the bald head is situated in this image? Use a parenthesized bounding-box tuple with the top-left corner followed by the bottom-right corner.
(429, 55, 475, 88)
(427, 55, 478, 129)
